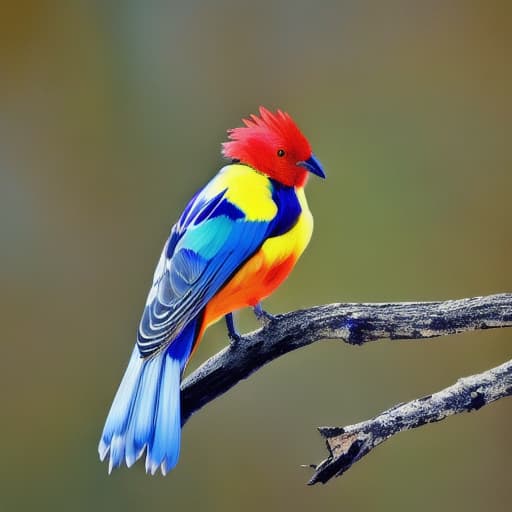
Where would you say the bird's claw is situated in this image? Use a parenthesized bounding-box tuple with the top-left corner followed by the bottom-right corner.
(253, 303, 276, 325)
(225, 313, 244, 345)
(228, 331, 243, 345)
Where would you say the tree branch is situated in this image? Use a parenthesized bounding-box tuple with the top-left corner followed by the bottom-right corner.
(179, 293, 512, 483)
(308, 359, 512, 484)
(181, 293, 512, 425)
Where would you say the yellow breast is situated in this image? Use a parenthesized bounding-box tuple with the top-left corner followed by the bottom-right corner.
(201, 186, 314, 329)
(260, 187, 313, 264)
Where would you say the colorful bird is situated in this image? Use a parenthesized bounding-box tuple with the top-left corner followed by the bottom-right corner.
(98, 106, 325, 475)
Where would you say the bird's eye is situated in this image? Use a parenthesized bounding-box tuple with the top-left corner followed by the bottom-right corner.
(277, 149, 286, 157)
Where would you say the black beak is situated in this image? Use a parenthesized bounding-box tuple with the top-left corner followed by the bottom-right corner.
(297, 154, 326, 179)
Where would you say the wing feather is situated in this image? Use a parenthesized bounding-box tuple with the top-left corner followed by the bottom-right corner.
(136, 166, 275, 357)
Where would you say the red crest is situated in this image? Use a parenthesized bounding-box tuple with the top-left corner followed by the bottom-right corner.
(222, 107, 313, 187)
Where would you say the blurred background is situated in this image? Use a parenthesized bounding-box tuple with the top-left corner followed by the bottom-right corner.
(1, 1, 511, 510)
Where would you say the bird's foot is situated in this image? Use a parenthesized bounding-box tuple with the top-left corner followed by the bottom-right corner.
(228, 331, 243, 345)
(253, 302, 276, 325)
(225, 313, 243, 345)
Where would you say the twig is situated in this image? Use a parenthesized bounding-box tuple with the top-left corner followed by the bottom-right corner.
(181, 293, 512, 425)
(308, 359, 512, 484)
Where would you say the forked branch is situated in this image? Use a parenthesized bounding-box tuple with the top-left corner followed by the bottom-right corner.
(180, 293, 512, 483)
(308, 358, 512, 484)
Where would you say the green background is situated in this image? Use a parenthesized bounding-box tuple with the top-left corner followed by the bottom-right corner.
(1, 1, 510, 511)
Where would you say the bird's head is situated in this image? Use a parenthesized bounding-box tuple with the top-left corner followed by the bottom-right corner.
(222, 106, 325, 187)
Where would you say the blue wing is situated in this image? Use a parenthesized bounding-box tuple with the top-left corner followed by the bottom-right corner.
(136, 167, 276, 357)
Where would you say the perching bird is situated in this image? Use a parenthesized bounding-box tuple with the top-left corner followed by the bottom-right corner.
(99, 106, 325, 475)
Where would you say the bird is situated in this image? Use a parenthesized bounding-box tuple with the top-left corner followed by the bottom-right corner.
(98, 106, 325, 475)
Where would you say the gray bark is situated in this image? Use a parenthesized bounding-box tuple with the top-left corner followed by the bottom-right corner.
(308, 359, 512, 484)
(179, 293, 512, 483)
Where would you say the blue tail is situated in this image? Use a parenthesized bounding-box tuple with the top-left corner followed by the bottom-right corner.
(98, 319, 197, 475)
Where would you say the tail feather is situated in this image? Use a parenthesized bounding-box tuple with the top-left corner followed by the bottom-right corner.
(98, 346, 143, 464)
(99, 319, 197, 474)
(124, 353, 161, 467)
(146, 354, 181, 475)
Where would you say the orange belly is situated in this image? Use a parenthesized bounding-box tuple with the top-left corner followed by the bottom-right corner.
(196, 249, 297, 340)
(191, 186, 313, 353)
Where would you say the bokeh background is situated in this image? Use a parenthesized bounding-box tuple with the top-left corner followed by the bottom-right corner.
(1, 1, 511, 511)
